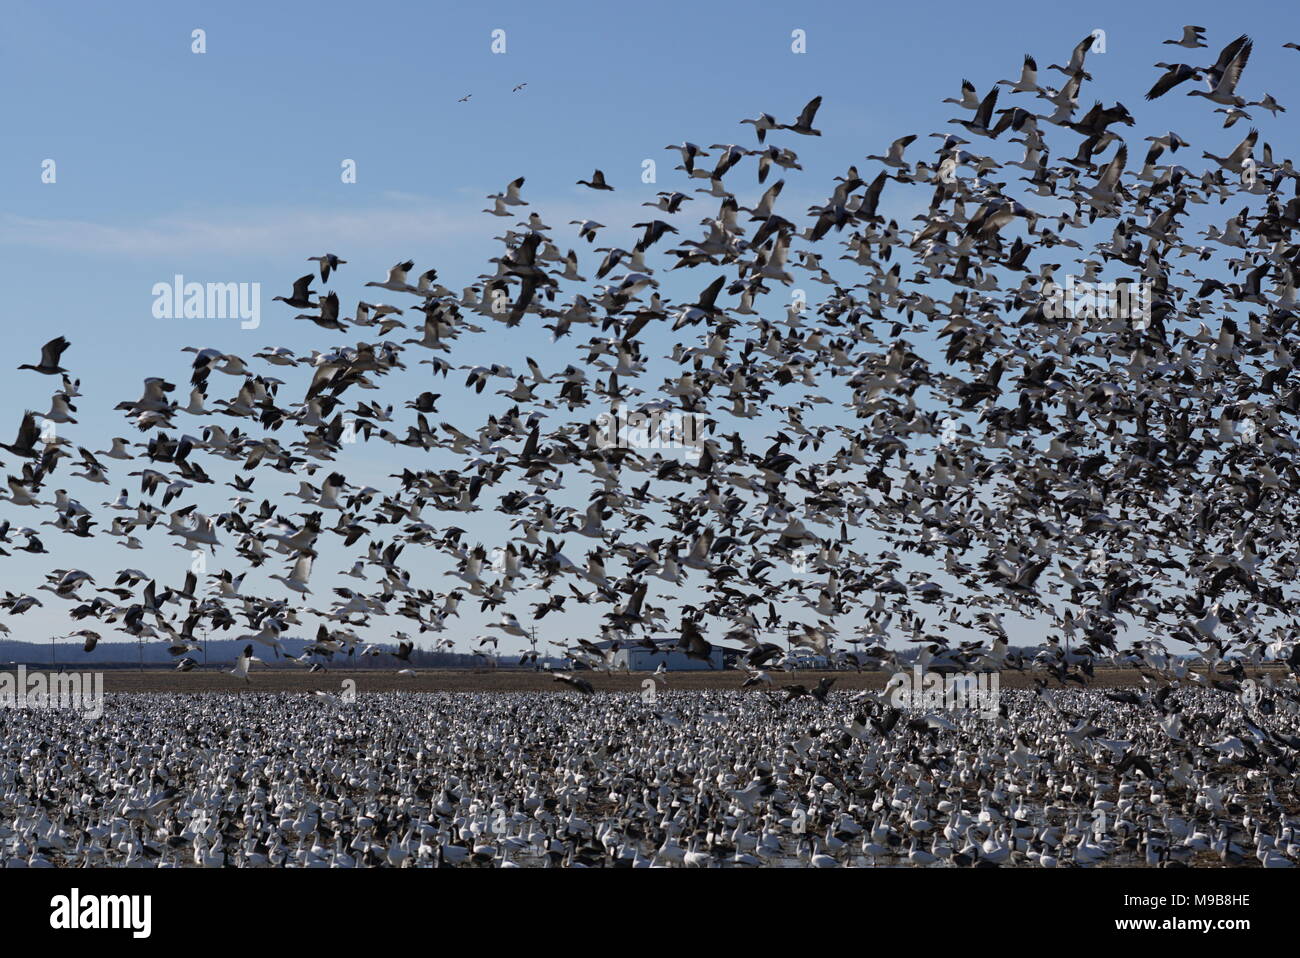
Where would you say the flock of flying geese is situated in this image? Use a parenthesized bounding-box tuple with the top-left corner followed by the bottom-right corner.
(4, 25, 1300, 866)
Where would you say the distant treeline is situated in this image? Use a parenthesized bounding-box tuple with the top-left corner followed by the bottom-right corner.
(3, 636, 1164, 670)
(0, 638, 549, 669)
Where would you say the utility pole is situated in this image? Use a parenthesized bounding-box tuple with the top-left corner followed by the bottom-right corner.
(51, 635, 56, 673)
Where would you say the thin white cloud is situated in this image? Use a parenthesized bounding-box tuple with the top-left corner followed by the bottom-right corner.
(0, 204, 487, 257)
(0, 192, 660, 259)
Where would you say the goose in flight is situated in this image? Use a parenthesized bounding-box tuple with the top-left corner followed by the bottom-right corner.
(552, 671, 594, 694)
(365, 261, 417, 294)
(307, 254, 346, 282)
(664, 141, 709, 175)
(576, 170, 614, 191)
(487, 612, 529, 638)
(18, 336, 71, 375)
(1146, 62, 1202, 101)
(782, 96, 823, 136)
(65, 628, 100, 652)
(1188, 36, 1253, 107)
(497, 177, 527, 206)
(272, 275, 316, 310)
(0, 412, 42, 460)
(230, 644, 259, 682)
(996, 55, 1042, 94)
(1164, 25, 1207, 49)
(865, 135, 917, 169)
(942, 79, 980, 109)
(570, 219, 605, 243)
(296, 290, 346, 331)
(1247, 93, 1285, 116)
(950, 86, 1000, 137)
(270, 555, 314, 595)
(740, 111, 782, 142)
(1048, 32, 1098, 79)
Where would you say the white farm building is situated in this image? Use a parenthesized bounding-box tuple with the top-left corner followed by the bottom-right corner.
(596, 637, 724, 671)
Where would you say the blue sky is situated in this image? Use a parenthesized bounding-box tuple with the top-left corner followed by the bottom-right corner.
(2, 1, 1298, 657)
